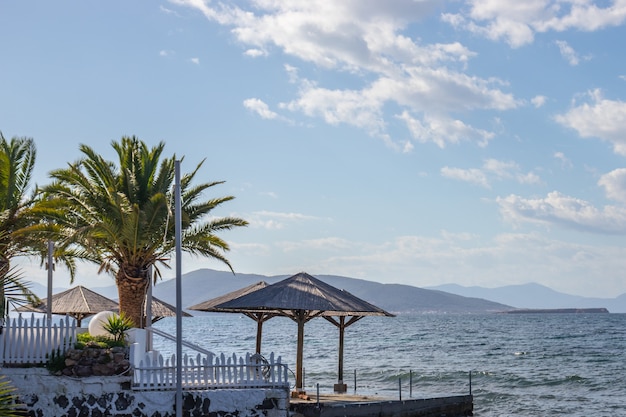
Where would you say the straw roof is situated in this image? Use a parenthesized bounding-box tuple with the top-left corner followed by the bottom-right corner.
(215, 272, 394, 317)
(189, 281, 282, 354)
(146, 296, 192, 323)
(16, 285, 191, 326)
(15, 286, 118, 326)
(188, 281, 270, 311)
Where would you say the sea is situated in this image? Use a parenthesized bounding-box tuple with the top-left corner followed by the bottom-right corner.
(152, 312, 626, 417)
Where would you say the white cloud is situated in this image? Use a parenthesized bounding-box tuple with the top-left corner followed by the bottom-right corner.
(554, 151, 572, 169)
(190, 57, 200, 65)
(531, 95, 547, 108)
(19, 231, 626, 298)
(159, 5, 180, 16)
(440, 230, 478, 241)
(397, 111, 496, 148)
(276, 237, 352, 252)
(246, 210, 323, 230)
(497, 191, 626, 234)
(283, 81, 392, 144)
(159, 50, 174, 57)
(253, 211, 320, 221)
(483, 159, 518, 178)
(598, 168, 626, 204)
(517, 172, 542, 185)
(244, 49, 266, 57)
(245, 232, 626, 297)
(441, 166, 490, 188)
(555, 40, 579, 65)
(243, 98, 279, 119)
(443, 0, 626, 48)
(554, 89, 626, 155)
(442, 158, 541, 188)
(170, 0, 519, 149)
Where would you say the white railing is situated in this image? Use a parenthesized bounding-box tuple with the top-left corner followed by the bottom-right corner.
(148, 327, 215, 357)
(0, 314, 76, 365)
(130, 348, 290, 391)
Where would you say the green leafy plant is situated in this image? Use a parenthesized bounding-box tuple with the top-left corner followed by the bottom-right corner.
(0, 375, 26, 416)
(45, 348, 66, 373)
(102, 313, 134, 342)
(75, 332, 124, 349)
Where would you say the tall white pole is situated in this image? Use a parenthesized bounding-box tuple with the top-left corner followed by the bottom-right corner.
(46, 241, 53, 324)
(174, 161, 183, 417)
(146, 265, 153, 351)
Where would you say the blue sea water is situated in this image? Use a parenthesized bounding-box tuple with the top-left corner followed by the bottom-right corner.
(152, 313, 626, 417)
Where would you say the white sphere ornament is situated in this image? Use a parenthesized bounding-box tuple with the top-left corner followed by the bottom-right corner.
(89, 310, 116, 337)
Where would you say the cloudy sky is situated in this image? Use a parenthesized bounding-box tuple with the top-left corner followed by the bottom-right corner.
(2, 1, 626, 298)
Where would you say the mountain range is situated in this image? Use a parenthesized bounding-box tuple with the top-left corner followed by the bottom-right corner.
(24, 268, 625, 314)
(151, 269, 513, 314)
(427, 283, 626, 313)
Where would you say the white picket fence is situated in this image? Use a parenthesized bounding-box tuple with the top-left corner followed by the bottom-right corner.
(1, 316, 291, 392)
(130, 347, 290, 391)
(0, 314, 76, 365)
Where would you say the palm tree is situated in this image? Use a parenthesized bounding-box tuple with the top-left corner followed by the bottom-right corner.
(0, 133, 41, 321)
(40, 137, 248, 327)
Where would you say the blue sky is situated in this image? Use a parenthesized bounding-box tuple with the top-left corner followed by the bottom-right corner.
(2, 1, 626, 298)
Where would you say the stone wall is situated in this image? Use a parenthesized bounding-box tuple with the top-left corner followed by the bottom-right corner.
(60, 346, 130, 377)
(2, 368, 290, 417)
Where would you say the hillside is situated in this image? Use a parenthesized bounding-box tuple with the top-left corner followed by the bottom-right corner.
(427, 283, 626, 313)
(151, 269, 513, 314)
(26, 269, 623, 314)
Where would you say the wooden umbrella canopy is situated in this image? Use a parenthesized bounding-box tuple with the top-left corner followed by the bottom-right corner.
(212, 272, 394, 395)
(188, 281, 281, 354)
(15, 286, 118, 327)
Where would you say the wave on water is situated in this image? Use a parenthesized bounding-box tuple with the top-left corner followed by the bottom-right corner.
(153, 313, 626, 416)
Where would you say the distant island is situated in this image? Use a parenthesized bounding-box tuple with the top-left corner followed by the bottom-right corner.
(502, 308, 609, 314)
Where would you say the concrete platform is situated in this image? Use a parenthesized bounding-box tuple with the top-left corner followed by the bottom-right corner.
(290, 393, 473, 417)
(290, 393, 390, 405)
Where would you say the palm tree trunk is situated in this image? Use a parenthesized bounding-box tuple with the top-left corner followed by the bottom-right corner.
(116, 269, 149, 329)
(0, 257, 9, 323)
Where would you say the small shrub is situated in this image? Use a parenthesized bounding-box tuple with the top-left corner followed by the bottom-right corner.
(102, 313, 134, 343)
(45, 349, 66, 373)
(75, 332, 125, 349)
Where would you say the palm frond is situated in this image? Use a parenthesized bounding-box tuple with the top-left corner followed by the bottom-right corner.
(0, 376, 26, 417)
(1, 267, 40, 316)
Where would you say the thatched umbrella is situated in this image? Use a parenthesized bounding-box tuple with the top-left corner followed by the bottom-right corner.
(146, 296, 192, 324)
(213, 272, 394, 395)
(15, 286, 118, 327)
(188, 281, 280, 354)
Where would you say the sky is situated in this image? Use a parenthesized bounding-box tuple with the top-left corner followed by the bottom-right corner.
(2, 0, 626, 299)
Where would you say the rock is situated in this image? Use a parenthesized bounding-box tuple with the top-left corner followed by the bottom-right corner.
(74, 365, 93, 377)
(55, 346, 130, 378)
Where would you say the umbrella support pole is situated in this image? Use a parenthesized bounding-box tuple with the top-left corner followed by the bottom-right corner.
(333, 382, 347, 393)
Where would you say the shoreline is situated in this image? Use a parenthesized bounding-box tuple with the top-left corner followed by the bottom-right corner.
(501, 307, 609, 314)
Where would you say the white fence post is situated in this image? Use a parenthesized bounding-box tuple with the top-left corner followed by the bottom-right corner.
(0, 314, 76, 366)
(130, 350, 289, 391)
